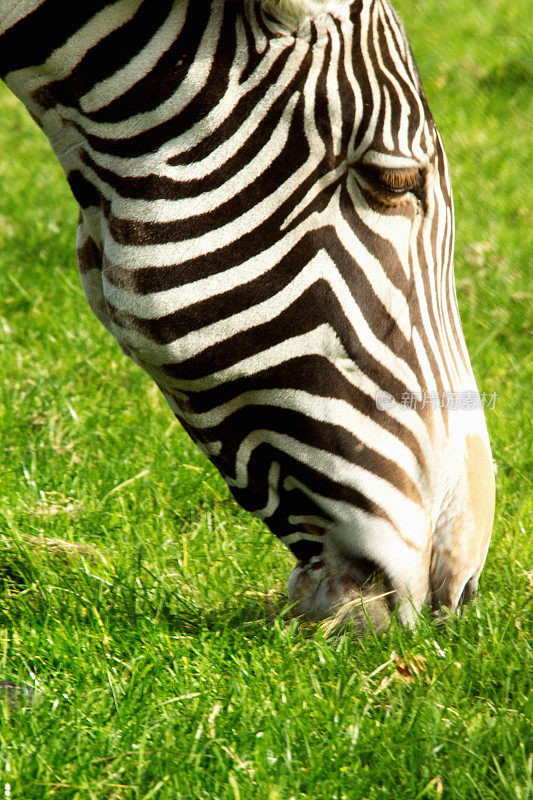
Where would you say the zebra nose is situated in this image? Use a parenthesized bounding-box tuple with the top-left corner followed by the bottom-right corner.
(430, 432, 495, 611)
(464, 433, 496, 557)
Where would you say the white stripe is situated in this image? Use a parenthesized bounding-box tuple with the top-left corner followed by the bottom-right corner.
(155, 324, 433, 472)
(229, 429, 426, 547)
(79, 3, 188, 113)
(179, 387, 426, 489)
(105, 246, 422, 394)
(105, 93, 300, 221)
(279, 531, 324, 545)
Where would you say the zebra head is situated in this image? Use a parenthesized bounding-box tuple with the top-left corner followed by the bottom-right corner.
(0, 0, 495, 628)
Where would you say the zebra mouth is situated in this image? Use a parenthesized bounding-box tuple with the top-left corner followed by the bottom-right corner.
(287, 546, 394, 629)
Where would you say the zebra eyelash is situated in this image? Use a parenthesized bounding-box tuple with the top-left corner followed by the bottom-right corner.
(356, 163, 425, 201)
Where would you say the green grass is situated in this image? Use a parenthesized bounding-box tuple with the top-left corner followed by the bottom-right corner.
(0, 1, 531, 797)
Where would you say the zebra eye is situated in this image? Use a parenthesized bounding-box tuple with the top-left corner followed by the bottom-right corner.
(358, 163, 424, 199)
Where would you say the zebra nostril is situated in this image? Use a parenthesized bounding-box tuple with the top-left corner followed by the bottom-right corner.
(349, 556, 378, 585)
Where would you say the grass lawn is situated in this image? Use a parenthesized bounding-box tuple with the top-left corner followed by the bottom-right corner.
(0, 1, 531, 798)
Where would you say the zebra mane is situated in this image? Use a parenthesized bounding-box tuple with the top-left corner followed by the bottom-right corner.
(260, 0, 351, 27)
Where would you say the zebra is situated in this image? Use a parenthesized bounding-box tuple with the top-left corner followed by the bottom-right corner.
(0, 0, 495, 630)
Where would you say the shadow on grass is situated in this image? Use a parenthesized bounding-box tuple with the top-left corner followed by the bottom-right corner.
(0, 535, 456, 646)
(0, 534, 294, 643)
(3, 534, 478, 646)
(162, 593, 291, 637)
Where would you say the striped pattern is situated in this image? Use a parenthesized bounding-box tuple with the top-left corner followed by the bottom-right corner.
(0, 0, 494, 625)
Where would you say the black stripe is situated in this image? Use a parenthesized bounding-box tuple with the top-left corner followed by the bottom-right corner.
(0, 0, 113, 77)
